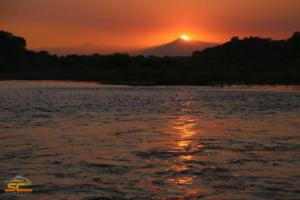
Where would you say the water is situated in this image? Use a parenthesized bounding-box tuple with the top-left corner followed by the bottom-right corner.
(0, 81, 299, 200)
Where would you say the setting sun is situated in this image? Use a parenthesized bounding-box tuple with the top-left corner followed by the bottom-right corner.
(1, 0, 300, 199)
(180, 35, 190, 41)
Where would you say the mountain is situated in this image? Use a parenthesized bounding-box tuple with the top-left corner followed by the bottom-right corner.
(34, 38, 217, 56)
(35, 44, 140, 56)
(136, 38, 217, 57)
(1, 30, 300, 85)
(35, 44, 104, 55)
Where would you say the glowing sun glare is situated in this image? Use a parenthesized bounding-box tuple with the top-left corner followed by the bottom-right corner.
(180, 35, 190, 41)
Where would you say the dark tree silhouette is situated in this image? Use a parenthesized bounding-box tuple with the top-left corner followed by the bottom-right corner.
(0, 31, 27, 61)
(0, 31, 300, 85)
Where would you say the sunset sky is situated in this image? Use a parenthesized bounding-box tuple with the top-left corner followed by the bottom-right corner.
(1, 0, 300, 52)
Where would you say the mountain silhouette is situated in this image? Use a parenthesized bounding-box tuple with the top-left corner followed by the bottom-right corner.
(35, 44, 139, 56)
(38, 38, 217, 56)
(137, 38, 217, 57)
(1, 30, 300, 85)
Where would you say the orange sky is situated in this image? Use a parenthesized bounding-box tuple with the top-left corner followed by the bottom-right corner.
(1, 0, 300, 51)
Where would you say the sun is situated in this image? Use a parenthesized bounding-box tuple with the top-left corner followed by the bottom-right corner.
(180, 35, 190, 41)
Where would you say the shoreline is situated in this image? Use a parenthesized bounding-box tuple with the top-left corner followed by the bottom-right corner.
(1, 79, 300, 87)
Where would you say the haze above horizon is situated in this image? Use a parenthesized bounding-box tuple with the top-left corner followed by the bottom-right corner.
(1, 0, 300, 53)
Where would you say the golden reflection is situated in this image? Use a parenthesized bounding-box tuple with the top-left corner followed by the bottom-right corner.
(172, 115, 201, 152)
(165, 115, 203, 186)
(170, 165, 190, 172)
(177, 140, 191, 150)
(173, 116, 196, 138)
(179, 155, 194, 161)
(186, 188, 206, 197)
(167, 177, 194, 185)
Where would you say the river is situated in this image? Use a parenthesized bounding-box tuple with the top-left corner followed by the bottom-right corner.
(0, 81, 299, 200)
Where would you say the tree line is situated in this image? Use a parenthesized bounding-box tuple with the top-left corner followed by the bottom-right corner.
(0, 31, 299, 85)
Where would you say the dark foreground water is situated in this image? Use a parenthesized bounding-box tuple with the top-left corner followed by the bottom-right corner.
(0, 81, 299, 200)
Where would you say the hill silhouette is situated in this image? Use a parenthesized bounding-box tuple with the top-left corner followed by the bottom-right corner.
(137, 38, 217, 56)
(0, 30, 299, 85)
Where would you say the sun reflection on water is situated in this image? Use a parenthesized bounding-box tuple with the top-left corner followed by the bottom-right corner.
(165, 115, 204, 187)
(179, 155, 194, 161)
(170, 164, 190, 172)
(167, 177, 194, 185)
(173, 117, 196, 137)
(172, 115, 203, 152)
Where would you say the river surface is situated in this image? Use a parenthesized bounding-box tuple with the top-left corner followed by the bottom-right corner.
(0, 81, 299, 200)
